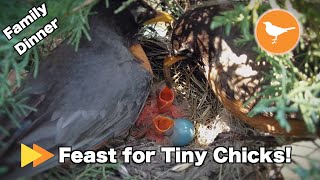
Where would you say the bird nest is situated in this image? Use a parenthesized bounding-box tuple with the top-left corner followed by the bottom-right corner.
(37, 30, 279, 180)
(123, 35, 272, 179)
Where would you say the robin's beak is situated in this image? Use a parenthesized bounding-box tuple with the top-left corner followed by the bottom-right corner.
(164, 55, 186, 67)
(163, 55, 187, 88)
(142, 11, 178, 87)
(143, 11, 174, 25)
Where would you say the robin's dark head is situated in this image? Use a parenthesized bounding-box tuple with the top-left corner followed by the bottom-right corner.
(171, 4, 232, 59)
(95, 0, 173, 37)
(127, 0, 157, 25)
(163, 4, 233, 88)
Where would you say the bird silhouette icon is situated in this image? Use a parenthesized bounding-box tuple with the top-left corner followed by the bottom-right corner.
(263, 21, 296, 44)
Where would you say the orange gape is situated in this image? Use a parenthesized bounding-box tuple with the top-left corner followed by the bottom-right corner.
(132, 86, 185, 144)
(157, 86, 175, 113)
(152, 115, 174, 134)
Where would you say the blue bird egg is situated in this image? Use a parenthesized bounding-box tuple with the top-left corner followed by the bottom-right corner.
(170, 118, 195, 146)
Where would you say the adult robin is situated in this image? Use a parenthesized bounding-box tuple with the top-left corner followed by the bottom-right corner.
(163, 3, 317, 137)
(0, 0, 173, 178)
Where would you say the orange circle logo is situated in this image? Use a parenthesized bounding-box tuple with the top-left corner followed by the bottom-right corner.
(255, 9, 300, 54)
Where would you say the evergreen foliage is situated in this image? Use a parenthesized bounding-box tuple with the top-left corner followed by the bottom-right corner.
(210, 0, 320, 133)
(0, 0, 102, 145)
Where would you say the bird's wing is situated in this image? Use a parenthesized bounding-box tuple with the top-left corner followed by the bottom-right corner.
(2, 13, 152, 178)
(3, 43, 151, 179)
(20, 57, 151, 149)
(269, 24, 288, 35)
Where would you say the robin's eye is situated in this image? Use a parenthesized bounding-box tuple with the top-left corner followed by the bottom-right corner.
(131, 6, 148, 23)
(136, 6, 147, 14)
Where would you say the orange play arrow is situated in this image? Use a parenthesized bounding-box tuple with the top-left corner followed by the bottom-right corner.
(33, 144, 54, 167)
